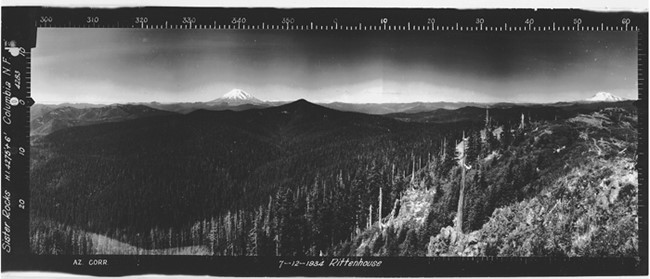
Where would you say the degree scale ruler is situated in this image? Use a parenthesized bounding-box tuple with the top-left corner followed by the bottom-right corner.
(24, 8, 648, 31)
(1, 6, 649, 277)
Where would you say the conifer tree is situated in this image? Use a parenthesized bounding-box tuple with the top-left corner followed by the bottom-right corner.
(466, 130, 481, 165)
(247, 208, 262, 255)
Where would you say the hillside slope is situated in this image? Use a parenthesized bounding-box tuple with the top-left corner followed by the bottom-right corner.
(30, 104, 175, 135)
(31, 101, 638, 256)
(30, 100, 450, 253)
(336, 107, 638, 257)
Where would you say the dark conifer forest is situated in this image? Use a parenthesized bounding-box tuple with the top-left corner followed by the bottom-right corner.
(30, 100, 639, 256)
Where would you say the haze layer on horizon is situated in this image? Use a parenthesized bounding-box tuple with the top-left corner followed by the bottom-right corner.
(33, 28, 637, 104)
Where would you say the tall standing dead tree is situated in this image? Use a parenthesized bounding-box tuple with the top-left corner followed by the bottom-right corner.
(454, 132, 472, 234)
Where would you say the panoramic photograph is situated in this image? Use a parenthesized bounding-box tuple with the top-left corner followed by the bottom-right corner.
(29, 28, 638, 257)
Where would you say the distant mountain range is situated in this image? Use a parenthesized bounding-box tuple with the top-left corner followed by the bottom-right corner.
(387, 101, 636, 123)
(30, 90, 633, 135)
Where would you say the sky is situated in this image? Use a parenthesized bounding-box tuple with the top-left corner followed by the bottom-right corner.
(32, 28, 638, 104)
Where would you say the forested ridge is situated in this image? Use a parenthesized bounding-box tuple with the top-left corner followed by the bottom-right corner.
(30, 104, 175, 136)
(30, 100, 638, 256)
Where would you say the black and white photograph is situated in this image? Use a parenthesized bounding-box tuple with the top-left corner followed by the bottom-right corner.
(1, 4, 647, 277)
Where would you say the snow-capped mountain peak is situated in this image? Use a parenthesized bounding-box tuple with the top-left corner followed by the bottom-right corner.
(586, 92, 626, 102)
(209, 89, 263, 105)
(222, 89, 254, 101)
